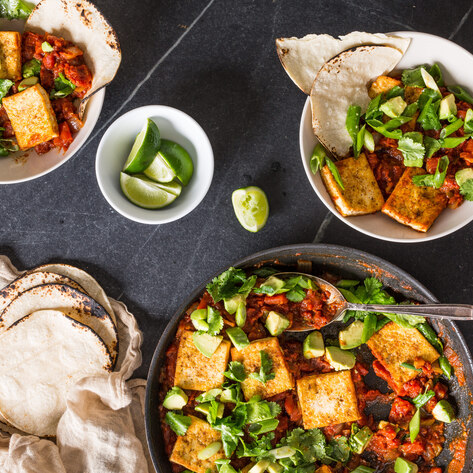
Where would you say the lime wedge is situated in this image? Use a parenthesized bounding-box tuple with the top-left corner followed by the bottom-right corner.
(231, 186, 269, 232)
(143, 152, 176, 183)
(120, 172, 181, 209)
(123, 119, 161, 173)
(159, 139, 194, 186)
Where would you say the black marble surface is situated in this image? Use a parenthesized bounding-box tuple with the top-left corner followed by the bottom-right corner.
(0, 0, 472, 379)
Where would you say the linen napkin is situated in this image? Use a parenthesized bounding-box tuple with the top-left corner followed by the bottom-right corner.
(0, 256, 155, 473)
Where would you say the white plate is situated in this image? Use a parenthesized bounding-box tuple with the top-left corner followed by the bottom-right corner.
(300, 31, 473, 243)
(0, 8, 105, 184)
(95, 105, 214, 225)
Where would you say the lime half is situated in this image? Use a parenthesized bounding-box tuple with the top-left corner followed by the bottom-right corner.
(143, 152, 176, 183)
(120, 173, 181, 209)
(231, 186, 269, 232)
(159, 139, 194, 186)
(123, 119, 161, 173)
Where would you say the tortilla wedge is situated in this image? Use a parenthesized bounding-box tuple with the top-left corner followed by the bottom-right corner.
(25, 0, 121, 102)
(276, 32, 410, 94)
(310, 45, 403, 157)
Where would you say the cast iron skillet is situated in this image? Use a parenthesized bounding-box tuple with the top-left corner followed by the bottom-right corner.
(145, 244, 473, 473)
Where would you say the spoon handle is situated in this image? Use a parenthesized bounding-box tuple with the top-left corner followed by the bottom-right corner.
(346, 303, 473, 320)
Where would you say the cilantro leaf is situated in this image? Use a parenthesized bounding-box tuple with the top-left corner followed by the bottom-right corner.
(249, 351, 275, 384)
(280, 428, 328, 463)
(424, 136, 441, 158)
(385, 86, 405, 100)
(215, 459, 238, 473)
(22, 59, 41, 79)
(247, 419, 279, 436)
(384, 312, 425, 328)
(165, 411, 192, 436)
(286, 285, 306, 302)
(429, 63, 444, 86)
(0, 79, 13, 103)
(418, 97, 441, 130)
(224, 361, 247, 382)
(207, 306, 224, 335)
(412, 390, 435, 409)
(50, 73, 76, 99)
(246, 400, 281, 423)
(252, 267, 277, 278)
(398, 132, 425, 167)
(207, 267, 250, 302)
(402, 65, 427, 87)
(0, 0, 33, 19)
(418, 88, 442, 110)
(237, 432, 275, 459)
(412, 155, 449, 189)
(459, 177, 473, 201)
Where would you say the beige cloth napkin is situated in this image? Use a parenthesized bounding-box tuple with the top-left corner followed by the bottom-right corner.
(0, 256, 155, 473)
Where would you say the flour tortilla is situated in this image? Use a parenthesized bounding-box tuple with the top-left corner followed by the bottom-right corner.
(0, 309, 112, 437)
(0, 271, 84, 314)
(276, 32, 410, 94)
(0, 283, 118, 366)
(29, 263, 116, 325)
(25, 0, 121, 101)
(310, 45, 403, 158)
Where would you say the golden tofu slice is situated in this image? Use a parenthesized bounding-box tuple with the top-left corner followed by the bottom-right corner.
(367, 322, 440, 391)
(3, 84, 59, 150)
(170, 416, 225, 473)
(321, 153, 384, 217)
(231, 337, 294, 400)
(0, 31, 21, 80)
(369, 75, 402, 98)
(382, 168, 447, 232)
(297, 370, 361, 429)
(174, 331, 231, 391)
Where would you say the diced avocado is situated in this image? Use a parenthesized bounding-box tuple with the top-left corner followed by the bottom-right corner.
(268, 446, 296, 459)
(303, 331, 325, 358)
(265, 311, 290, 336)
(439, 93, 457, 120)
(349, 425, 373, 454)
(380, 96, 407, 118)
(325, 346, 356, 371)
(195, 401, 224, 418)
(267, 463, 284, 473)
(432, 400, 455, 423)
(394, 457, 419, 473)
(196, 388, 222, 403)
(163, 386, 188, 410)
(455, 168, 473, 187)
(190, 308, 209, 331)
(262, 276, 285, 292)
(421, 67, 440, 93)
(192, 332, 223, 358)
(249, 460, 271, 473)
(226, 327, 250, 350)
(235, 301, 247, 327)
(224, 294, 245, 315)
(378, 420, 399, 433)
(220, 388, 238, 403)
(339, 320, 364, 350)
(197, 441, 222, 460)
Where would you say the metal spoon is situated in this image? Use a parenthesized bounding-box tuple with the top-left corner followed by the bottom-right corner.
(273, 272, 473, 332)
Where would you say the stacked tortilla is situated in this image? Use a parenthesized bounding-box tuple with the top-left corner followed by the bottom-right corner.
(0, 263, 119, 437)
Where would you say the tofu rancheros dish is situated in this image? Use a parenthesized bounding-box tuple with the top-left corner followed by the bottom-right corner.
(276, 33, 473, 233)
(0, 0, 120, 157)
(159, 266, 456, 473)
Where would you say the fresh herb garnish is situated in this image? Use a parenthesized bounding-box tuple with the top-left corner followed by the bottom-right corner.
(325, 156, 345, 190)
(440, 118, 463, 138)
(458, 176, 473, 201)
(409, 408, 421, 442)
(439, 355, 453, 379)
(397, 132, 425, 167)
(402, 66, 426, 88)
(22, 59, 41, 79)
(424, 136, 441, 158)
(412, 155, 449, 189)
(224, 361, 247, 382)
(309, 143, 327, 174)
(207, 267, 251, 303)
(412, 390, 435, 408)
(346, 105, 362, 157)
(418, 88, 442, 110)
(429, 63, 444, 86)
(207, 306, 224, 335)
(249, 351, 275, 384)
(365, 94, 383, 121)
(165, 411, 192, 436)
(0, 0, 33, 19)
(418, 97, 441, 131)
(385, 86, 405, 100)
(448, 85, 473, 105)
(50, 73, 76, 99)
(400, 362, 422, 372)
(0, 79, 13, 102)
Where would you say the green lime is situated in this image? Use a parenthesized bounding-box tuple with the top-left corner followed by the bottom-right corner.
(231, 186, 269, 232)
(143, 152, 176, 183)
(123, 119, 161, 173)
(120, 172, 181, 209)
(159, 139, 194, 186)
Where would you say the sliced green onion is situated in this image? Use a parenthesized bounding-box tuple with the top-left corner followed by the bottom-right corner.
(409, 409, 421, 442)
(198, 441, 222, 460)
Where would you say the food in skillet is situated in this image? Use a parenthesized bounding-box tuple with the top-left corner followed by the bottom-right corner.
(159, 267, 456, 473)
(0, 0, 120, 157)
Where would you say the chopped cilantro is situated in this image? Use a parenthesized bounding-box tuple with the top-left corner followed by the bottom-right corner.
(459, 177, 473, 201)
(207, 267, 251, 302)
(249, 351, 275, 384)
(412, 155, 449, 189)
(397, 132, 425, 167)
(224, 361, 247, 382)
(165, 411, 192, 436)
(412, 390, 435, 408)
(0, 0, 33, 19)
(50, 73, 76, 99)
(424, 136, 441, 158)
(417, 97, 441, 130)
(207, 306, 224, 335)
(385, 85, 405, 100)
(0, 79, 13, 103)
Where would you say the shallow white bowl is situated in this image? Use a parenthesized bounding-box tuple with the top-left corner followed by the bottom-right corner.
(96, 105, 214, 224)
(300, 31, 473, 243)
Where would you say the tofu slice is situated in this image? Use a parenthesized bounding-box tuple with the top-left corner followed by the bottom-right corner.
(0, 31, 21, 80)
(297, 370, 361, 429)
(321, 153, 384, 216)
(367, 322, 440, 391)
(382, 167, 447, 232)
(3, 84, 59, 150)
(231, 337, 294, 400)
(369, 75, 402, 98)
(174, 331, 231, 391)
(170, 416, 225, 473)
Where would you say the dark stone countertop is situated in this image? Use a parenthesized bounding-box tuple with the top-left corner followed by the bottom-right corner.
(0, 0, 472, 378)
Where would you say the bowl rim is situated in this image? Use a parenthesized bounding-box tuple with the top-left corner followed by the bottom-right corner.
(299, 30, 473, 243)
(95, 104, 214, 225)
(0, 88, 105, 185)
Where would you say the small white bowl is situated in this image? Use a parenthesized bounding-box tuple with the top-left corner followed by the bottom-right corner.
(300, 31, 473, 243)
(96, 105, 214, 224)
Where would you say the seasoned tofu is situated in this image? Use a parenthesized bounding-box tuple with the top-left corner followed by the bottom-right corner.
(297, 370, 361, 429)
(231, 337, 294, 400)
(0, 31, 21, 80)
(382, 168, 447, 232)
(3, 84, 59, 150)
(369, 75, 402, 98)
(321, 153, 384, 217)
(174, 331, 231, 391)
(170, 416, 225, 473)
(405, 86, 424, 104)
(367, 322, 440, 392)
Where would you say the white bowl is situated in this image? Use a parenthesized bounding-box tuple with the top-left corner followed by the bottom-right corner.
(96, 105, 214, 224)
(300, 31, 473, 243)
